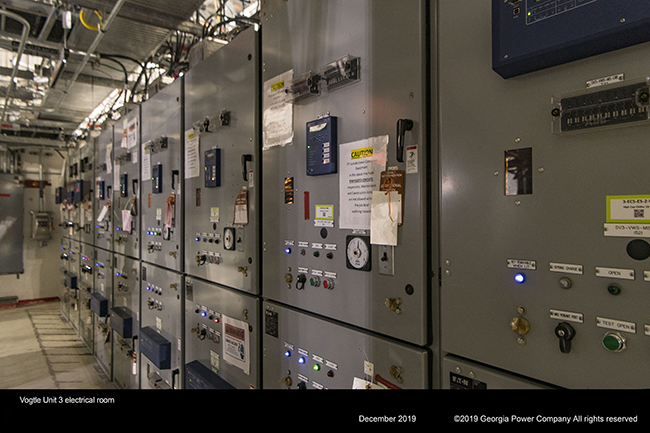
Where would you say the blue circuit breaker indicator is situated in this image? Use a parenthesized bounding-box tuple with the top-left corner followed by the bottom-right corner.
(306, 116, 337, 176)
(204, 148, 221, 188)
(152, 164, 163, 194)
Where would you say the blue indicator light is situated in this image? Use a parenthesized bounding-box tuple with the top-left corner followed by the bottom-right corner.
(201, 311, 208, 317)
(285, 248, 292, 254)
(298, 357, 306, 364)
(284, 351, 291, 357)
(116, 227, 120, 231)
(514, 273, 526, 283)
(195, 237, 200, 242)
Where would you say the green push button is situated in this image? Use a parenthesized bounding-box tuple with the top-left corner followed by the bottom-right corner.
(603, 333, 625, 352)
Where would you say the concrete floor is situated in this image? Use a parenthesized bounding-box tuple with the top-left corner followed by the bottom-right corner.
(0, 300, 116, 390)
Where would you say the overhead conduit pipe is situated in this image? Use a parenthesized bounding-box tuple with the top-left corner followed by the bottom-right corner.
(54, 0, 127, 111)
(0, 10, 30, 123)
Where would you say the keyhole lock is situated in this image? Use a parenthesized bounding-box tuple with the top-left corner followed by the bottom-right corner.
(554, 322, 575, 354)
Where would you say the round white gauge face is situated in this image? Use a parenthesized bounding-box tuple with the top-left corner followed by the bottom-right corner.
(224, 228, 235, 250)
(346, 236, 370, 269)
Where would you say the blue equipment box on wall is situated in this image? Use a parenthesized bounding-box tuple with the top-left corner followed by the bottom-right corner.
(306, 116, 337, 176)
(140, 326, 171, 369)
(90, 292, 108, 317)
(185, 360, 236, 390)
(492, 0, 650, 78)
(110, 306, 133, 338)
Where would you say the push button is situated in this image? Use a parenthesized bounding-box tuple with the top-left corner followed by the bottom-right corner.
(602, 332, 626, 352)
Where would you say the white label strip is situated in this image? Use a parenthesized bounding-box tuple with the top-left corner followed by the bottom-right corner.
(604, 223, 650, 238)
(507, 259, 537, 270)
(595, 267, 635, 280)
(596, 317, 636, 333)
(549, 262, 584, 275)
(550, 309, 584, 323)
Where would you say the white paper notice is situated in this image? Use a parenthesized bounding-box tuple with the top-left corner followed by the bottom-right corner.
(127, 116, 138, 148)
(263, 70, 294, 150)
(370, 191, 401, 246)
(106, 143, 112, 174)
(185, 129, 200, 179)
(222, 315, 250, 375)
(339, 136, 389, 230)
(142, 140, 151, 181)
(121, 210, 131, 232)
(97, 203, 109, 222)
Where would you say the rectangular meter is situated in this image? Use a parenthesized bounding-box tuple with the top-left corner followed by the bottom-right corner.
(204, 149, 221, 188)
(152, 164, 163, 193)
(306, 116, 337, 176)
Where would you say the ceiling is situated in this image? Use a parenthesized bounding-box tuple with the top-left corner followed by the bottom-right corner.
(0, 0, 259, 148)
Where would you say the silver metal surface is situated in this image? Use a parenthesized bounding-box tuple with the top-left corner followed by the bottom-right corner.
(0, 173, 24, 275)
(260, 0, 433, 348)
(183, 27, 260, 295)
(140, 77, 183, 272)
(139, 262, 184, 389)
(184, 277, 261, 389)
(437, 0, 650, 388)
(263, 301, 430, 389)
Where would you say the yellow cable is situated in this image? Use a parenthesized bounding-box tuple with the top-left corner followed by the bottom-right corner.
(79, 9, 103, 31)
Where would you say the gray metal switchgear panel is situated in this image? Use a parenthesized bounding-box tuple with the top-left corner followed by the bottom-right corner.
(78, 141, 95, 245)
(94, 127, 114, 250)
(93, 246, 113, 379)
(59, 236, 71, 321)
(263, 301, 430, 389)
(111, 253, 140, 389)
(140, 78, 183, 272)
(139, 263, 184, 389)
(184, 277, 261, 389)
(260, 0, 434, 348)
(66, 239, 80, 333)
(78, 243, 95, 350)
(183, 27, 260, 295)
(441, 356, 552, 390)
(65, 153, 80, 241)
(112, 106, 141, 259)
(438, 1, 650, 388)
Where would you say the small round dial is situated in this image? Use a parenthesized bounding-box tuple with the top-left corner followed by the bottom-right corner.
(346, 235, 371, 271)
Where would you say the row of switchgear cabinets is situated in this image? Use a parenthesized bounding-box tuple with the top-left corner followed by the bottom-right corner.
(54, 0, 650, 389)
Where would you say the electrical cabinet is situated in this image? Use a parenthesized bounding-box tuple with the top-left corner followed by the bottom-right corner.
(260, 0, 434, 350)
(94, 127, 114, 251)
(78, 141, 95, 245)
(59, 236, 71, 321)
(441, 356, 552, 390)
(184, 277, 261, 389)
(66, 239, 80, 333)
(93, 246, 113, 379)
(112, 107, 141, 259)
(112, 253, 140, 389)
(0, 173, 24, 275)
(263, 301, 430, 389)
(140, 78, 183, 272)
(78, 242, 95, 350)
(438, 0, 650, 388)
(183, 27, 260, 295)
(140, 263, 184, 389)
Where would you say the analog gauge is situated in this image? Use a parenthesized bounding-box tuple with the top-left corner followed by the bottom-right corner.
(223, 227, 236, 250)
(345, 235, 371, 271)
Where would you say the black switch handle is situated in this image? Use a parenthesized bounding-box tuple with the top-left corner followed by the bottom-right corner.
(396, 119, 414, 163)
(554, 322, 575, 354)
(242, 154, 253, 181)
(171, 170, 179, 190)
